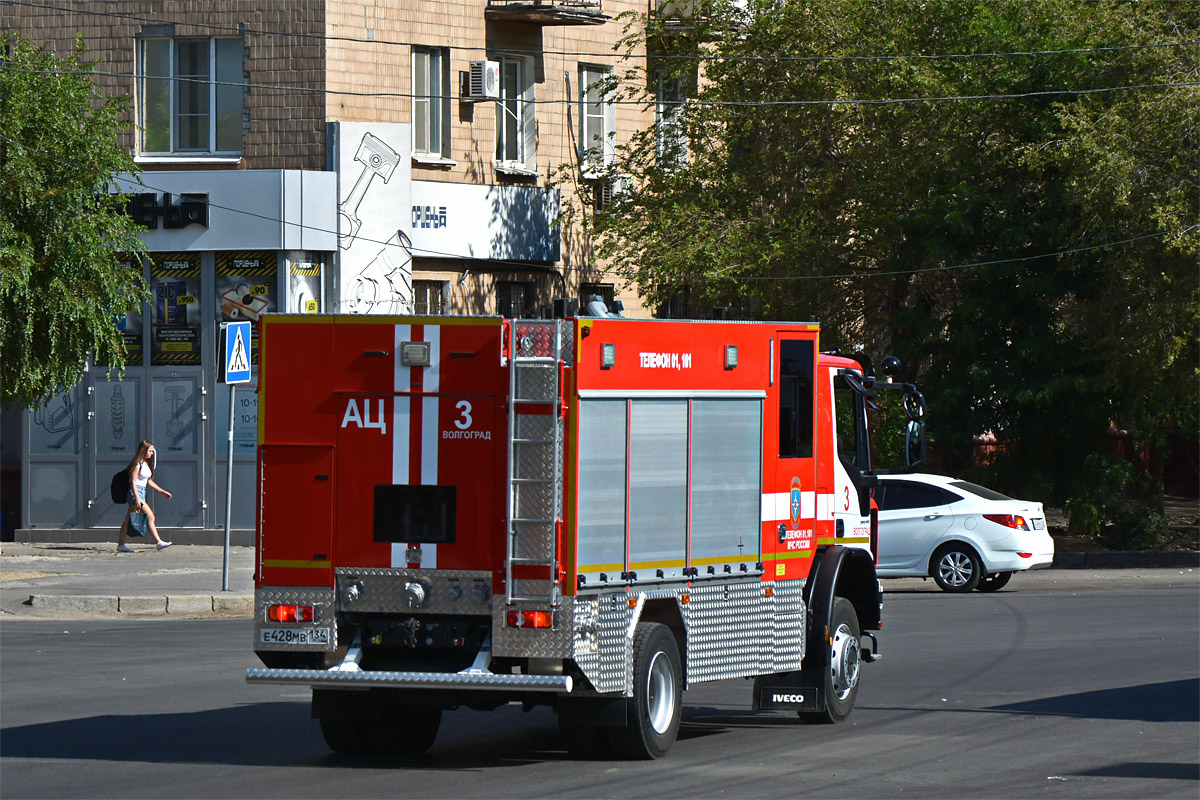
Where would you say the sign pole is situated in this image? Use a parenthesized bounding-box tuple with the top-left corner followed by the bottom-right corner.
(219, 319, 251, 593)
(223, 382, 235, 592)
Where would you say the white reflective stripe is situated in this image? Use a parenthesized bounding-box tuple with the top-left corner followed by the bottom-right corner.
(760, 491, 815, 522)
(816, 493, 834, 521)
(392, 543, 406, 568)
(421, 328, 439, 569)
(394, 325, 412, 393)
(423, 326, 440, 393)
(761, 492, 787, 522)
(421, 396, 439, 485)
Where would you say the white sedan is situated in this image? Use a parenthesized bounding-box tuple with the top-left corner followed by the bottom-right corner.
(874, 473, 1055, 592)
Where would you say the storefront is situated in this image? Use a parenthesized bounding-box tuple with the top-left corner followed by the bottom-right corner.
(20, 170, 336, 540)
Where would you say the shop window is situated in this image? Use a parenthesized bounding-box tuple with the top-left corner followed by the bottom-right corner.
(139, 37, 244, 156)
(413, 280, 447, 315)
(413, 47, 451, 159)
(495, 55, 537, 175)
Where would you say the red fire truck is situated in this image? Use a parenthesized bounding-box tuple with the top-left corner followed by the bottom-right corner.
(246, 313, 926, 758)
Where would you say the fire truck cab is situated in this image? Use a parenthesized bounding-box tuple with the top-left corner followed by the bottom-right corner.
(246, 314, 925, 758)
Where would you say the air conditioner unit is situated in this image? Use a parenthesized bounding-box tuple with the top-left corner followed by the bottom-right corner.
(600, 174, 633, 207)
(467, 61, 500, 100)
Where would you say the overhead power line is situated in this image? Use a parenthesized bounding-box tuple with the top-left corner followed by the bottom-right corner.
(1, 63, 1193, 108)
(3, 0, 1195, 65)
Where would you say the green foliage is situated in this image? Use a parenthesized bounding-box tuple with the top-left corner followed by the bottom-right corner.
(587, 0, 1198, 509)
(0, 34, 147, 409)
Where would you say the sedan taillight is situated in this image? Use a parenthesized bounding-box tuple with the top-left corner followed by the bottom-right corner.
(983, 513, 1030, 531)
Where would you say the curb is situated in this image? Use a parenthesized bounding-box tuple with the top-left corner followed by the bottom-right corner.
(1051, 550, 1199, 569)
(26, 593, 253, 617)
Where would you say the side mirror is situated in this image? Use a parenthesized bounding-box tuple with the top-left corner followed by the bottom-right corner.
(902, 388, 925, 421)
(905, 420, 926, 468)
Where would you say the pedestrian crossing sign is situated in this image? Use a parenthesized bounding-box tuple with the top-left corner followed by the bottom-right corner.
(222, 321, 252, 384)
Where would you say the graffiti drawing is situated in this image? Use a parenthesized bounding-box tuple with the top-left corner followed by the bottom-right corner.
(338, 132, 401, 250)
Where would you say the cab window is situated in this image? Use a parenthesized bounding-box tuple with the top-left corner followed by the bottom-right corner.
(778, 339, 813, 458)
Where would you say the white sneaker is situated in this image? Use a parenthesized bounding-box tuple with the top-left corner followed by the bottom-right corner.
(156, 541, 173, 550)
(117, 544, 134, 554)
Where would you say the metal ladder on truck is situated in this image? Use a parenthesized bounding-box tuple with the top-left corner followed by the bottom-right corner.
(505, 321, 566, 606)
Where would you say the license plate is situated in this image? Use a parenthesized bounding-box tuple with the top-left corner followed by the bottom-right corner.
(260, 627, 330, 645)
(1033, 518, 1046, 530)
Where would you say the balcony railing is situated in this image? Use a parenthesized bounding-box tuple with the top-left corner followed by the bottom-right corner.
(485, 0, 608, 26)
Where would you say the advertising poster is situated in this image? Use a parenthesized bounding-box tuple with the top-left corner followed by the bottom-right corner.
(150, 252, 201, 365)
(331, 122, 414, 314)
(287, 253, 323, 314)
(108, 256, 145, 365)
(216, 251, 276, 364)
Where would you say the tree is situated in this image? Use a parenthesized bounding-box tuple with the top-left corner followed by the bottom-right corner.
(586, 0, 1198, 523)
(1, 34, 147, 409)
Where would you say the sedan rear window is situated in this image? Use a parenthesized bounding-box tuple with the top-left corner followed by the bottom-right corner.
(950, 480, 1013, 501)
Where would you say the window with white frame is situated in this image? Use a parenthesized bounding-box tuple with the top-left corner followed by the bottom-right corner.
(578, 65, 615, 178)
(495, 56, 537, 174)
(413, 47, 450, 159)
(655, 72, 687, 167)
(138, 37, 243, 156)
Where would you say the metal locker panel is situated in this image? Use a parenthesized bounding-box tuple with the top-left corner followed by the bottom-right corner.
(629, 399, 687, 579)
(690, 399, 762, 569)
(575, 399, 626, 583)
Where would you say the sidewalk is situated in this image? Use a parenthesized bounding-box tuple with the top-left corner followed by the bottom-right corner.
(2, 538, 1196, 621)
(0, 542, 254, 620)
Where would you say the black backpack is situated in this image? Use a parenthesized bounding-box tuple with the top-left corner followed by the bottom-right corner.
(110, 469, 129, 504)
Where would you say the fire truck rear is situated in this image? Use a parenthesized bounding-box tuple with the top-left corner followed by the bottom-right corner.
(246, 314, 926, 758)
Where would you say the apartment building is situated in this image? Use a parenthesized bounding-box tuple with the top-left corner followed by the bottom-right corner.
(4, 0, 664, 540)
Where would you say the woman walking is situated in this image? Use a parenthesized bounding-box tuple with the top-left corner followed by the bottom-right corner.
(116, 440, 173, 553)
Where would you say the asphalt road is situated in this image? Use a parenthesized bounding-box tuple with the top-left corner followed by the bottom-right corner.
(1, 569, 1197, 799)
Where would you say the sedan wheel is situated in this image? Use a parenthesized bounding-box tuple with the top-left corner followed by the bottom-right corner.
(932, 544, 982, 592)
(976, 571, 1014, 592)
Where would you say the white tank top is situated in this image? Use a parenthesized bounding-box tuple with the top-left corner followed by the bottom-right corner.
(135, 460, 152, 492)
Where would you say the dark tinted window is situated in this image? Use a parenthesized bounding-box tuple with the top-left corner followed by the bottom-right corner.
(877, 481, 959, 511)
(374, 484, 457, 543)
(950, 480, 1012, 501)
(778, 339, 813, 458)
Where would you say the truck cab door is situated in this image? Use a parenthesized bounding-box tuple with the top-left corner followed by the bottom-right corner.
(768, 332, 819, 580)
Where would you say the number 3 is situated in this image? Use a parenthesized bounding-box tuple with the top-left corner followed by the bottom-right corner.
(455, 400, 473, 430)
(844, 486, 850, 511)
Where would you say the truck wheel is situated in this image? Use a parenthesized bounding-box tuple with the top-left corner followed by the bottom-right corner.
(319, 718, 369, 754)
(798, 597, 861, 724)
(375, 706, 442, 755)
(607, 622, 682, 759)
(976, 571, 1013, 592)
(558, 717, 614, 759)
(932, 543, 982, 592)
(319, 707, 442, 756)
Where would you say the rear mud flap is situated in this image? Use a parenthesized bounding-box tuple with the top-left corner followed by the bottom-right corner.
(751, 674, 822, 711)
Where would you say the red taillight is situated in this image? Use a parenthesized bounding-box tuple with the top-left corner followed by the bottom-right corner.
(267, 604, 314, 623)
(983, 513, 1029, 531)
(506, 610, 553, 629)
(1017, 552, 1032, 558)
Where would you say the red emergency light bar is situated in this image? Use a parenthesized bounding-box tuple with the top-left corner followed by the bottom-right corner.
(506, 610, 553, 629)
(267, 604, 314, 623)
